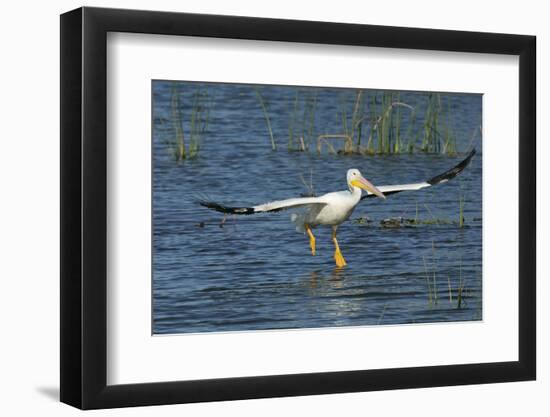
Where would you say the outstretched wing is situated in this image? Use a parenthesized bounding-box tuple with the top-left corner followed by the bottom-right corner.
(361, 149, 476, 200)
(200, 196, 327, 215)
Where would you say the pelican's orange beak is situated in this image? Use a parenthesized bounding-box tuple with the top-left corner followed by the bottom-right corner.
(351, 176, 386, 199)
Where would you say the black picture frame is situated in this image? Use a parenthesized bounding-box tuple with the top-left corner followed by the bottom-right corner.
(60, 6, 536, 410)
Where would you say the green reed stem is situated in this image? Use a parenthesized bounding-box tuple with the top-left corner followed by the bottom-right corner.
(254, 87, 277, 151)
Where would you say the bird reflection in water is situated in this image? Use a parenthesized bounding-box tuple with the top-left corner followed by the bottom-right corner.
(308, 268, 347, 290)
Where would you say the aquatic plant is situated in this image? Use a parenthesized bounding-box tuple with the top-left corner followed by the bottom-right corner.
(317, 89, 432, 156)
(317, 90, 365, 154)
(317, 90, 464, 156)
(421, 240, 440, 306)
(254, 87, 277, 151)
(459, 192, 466, 228)
(303, 90, 318, 150)
(287, 89, 299, 150)
(248, 84, 475, 157)
(422, 245, 471, 309)
(162, 83, 210, 161)
(316, 134, 352, 154)
(287, 89, 318, 152)
(430, 241, 438, 304)
(420, 93, 440, 153)
(419, 93, 462, 155)
(188, 89, 210, 156)
(377, 303, 388, 325)
(170, 84, 186, 160)
(468, 122, 482, 152)
(423, 255, 435, 305)
(441, 96, 458, 155)
(447, 275, 453, 304)
(299, 169, 316, 197)
(456, 260, 466, 309)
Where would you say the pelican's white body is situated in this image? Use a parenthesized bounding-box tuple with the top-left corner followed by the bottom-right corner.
(252, 169, 377, 233)
(302, 188, 362, 227)
(250, 169, 430, 233)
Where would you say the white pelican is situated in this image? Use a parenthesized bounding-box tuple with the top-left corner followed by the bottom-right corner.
(201, 149, 475, 267)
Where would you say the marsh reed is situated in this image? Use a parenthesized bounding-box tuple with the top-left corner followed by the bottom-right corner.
(161, 83, 210, 161)
(423, 245, 470, 309)
(287, 89, 317, 152)
(254, 87, 277, 151)
(254, 86, 468, 156)
(162, 83, 473, 160)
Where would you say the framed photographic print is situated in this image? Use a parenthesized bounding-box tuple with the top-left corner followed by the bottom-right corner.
(60, 6, 536, 409)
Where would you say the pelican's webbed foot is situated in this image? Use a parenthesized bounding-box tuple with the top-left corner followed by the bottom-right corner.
(334, 248, 347, 267)
(332, 225, 347, 267)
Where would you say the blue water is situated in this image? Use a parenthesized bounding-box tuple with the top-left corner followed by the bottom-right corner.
(152, 81, 482, 334)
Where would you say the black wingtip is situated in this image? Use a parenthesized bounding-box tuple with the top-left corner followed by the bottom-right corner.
(199, 201, 255, 215)
(427, 148, 476, 186)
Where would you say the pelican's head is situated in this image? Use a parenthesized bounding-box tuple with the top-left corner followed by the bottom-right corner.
(347, 169, 386, 199)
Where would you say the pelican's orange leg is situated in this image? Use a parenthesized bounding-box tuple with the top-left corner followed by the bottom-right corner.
(305, 224, 316, 256)
(332, 226, 347, 267)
